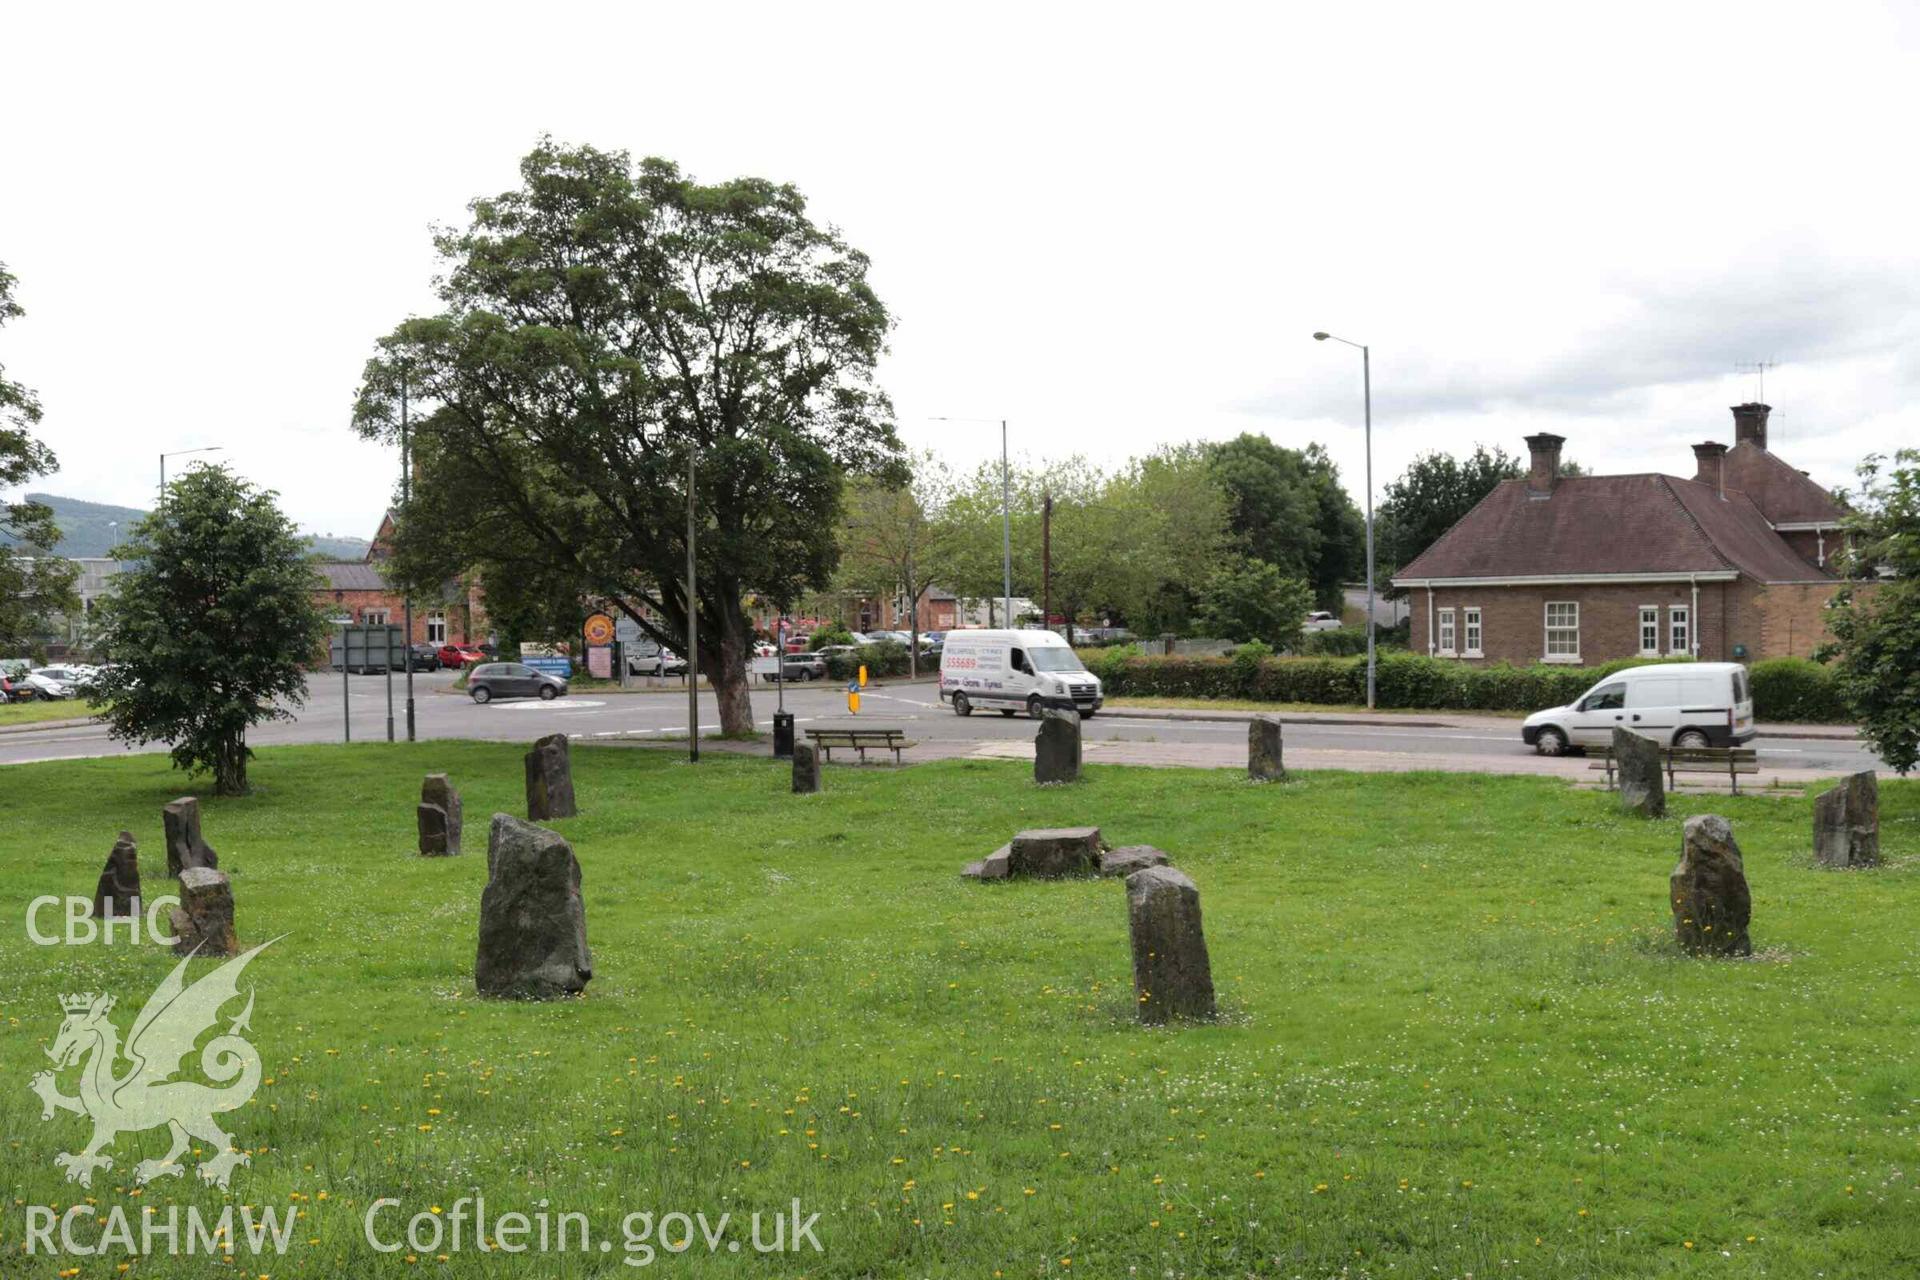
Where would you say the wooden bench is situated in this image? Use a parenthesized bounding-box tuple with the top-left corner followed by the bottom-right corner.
(804, 727, 917, 766)
(1589, 744, 1760, 794)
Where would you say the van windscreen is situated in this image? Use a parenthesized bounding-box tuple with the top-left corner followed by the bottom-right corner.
(1029, 648, 1087, 674)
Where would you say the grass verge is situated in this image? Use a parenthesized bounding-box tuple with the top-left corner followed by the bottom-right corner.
(1, 747, 1914, 1276)
(0, 698, 98, 727)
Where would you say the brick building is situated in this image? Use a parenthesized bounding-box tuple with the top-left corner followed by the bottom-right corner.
(312, 511, 488, 646)
(1392, 404, 1846, 667)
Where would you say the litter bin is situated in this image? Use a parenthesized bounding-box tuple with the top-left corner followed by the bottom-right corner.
(772, 710, 795, 759)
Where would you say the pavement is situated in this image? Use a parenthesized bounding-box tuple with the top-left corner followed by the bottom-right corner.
(0, 670, 1883, 787)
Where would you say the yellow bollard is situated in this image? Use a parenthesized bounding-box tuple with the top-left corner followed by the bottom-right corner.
(858, 664, 868, 689)
(847, 687, 861, 715)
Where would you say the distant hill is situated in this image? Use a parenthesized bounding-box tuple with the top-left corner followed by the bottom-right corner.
(8, 493, 372, 560)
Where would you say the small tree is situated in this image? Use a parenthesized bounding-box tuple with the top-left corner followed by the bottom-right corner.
(837, 454, 947, 676)
(92, 467, 328, 795)
(1194, 556, 1313, 651)
(1823, 449, 1920, 773)
(0, 262, 78, 650)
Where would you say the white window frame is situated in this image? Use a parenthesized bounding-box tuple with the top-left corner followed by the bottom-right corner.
(1436, 607, 1457, 656)
(1638, 605, 1661, 657)
(1462, 606, 1483, 657)
(361, 607, 390, 626)
(1669, 606, 1691, 658)
(1544, 601, 1580, 663)
(426, 612, 448, 644)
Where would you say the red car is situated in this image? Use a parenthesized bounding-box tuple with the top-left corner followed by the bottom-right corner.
(436, 643, 487, 668)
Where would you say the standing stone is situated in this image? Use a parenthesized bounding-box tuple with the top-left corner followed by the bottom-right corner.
(476, 814, 592, 999)
(1814, 770, 1879, 868)
(1034, 707, 1082, 785)
(523, 734, 577, 821)
(162, 797, 218, 877)
(1613, 727, 1665, 818)
(1248, 716, 1285, 782)
(1008, 826, 1102, 878)
(1101, 845, 1170, 878)
(792, 742, 822, 794)
(170, 867, 238, 957)
(91, 832, 142, 919)
(418, 773, 463, 857)
(1671, 814, 1753, 957)
(1126, 866, 1216, 1023)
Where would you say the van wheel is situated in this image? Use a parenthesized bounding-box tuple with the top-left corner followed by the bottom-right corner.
(471, 686, 492, 704)
(1534, 726, 1567, 756)
(952, 692, 972, 717)
(1027, 695, 1044, 719)
(1674, 729, 1711, 749)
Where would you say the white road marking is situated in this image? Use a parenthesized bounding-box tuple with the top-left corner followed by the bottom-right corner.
(501, 699, 605, 711)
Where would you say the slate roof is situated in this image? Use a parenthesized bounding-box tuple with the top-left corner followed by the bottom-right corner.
(315, 561, 387, 591)
(1718, 441, 1846, 525)
(1394, 473, 1831, 584)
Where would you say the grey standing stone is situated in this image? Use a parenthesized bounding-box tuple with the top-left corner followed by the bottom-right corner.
(1613, 727, 1666, 818)
(162, 796, 218, 877)
(1034, 707, 1082, 785)
(1009, 826, 1102, 878)
(477, 814, 592, 999)
(1671, 814, 1753, 957)
(418, 773, 463, 857)
(1248, 716, 1285, 782)
(792, 743, 823, 794)
(1814, 770, 1879, 868)
(1101, 845, 1170, 877)
(1126, 866, 1216, 1023)
(92, 831, 142, 919)
(524, 734, 577, 820)
(170, 867, 237, 957)
(961, 844, 1012, 881)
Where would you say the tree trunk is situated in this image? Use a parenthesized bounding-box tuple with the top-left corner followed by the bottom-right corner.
(215, 732, 248, 796)
(709, 603, 755, 736)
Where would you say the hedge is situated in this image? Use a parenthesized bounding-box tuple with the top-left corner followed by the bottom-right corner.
(824, 640, 912, 682)
(1068, 650, 1854, 717)
(1747, 657, 1849, 723)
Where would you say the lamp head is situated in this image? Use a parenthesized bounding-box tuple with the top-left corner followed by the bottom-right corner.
(1312, 332, 1330, 341)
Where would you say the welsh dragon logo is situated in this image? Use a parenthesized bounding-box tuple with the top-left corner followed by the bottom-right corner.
(30, 942, 275, 1189)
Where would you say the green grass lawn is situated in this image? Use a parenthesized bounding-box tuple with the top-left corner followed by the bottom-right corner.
(0, 697, 96, 727)
(2, 746, 1917, 1277)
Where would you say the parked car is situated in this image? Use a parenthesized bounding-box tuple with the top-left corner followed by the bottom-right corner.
(939, 628, 1103, 718)
(467, 661, 568, 703)
(626, 642, 687, 676)
(1522, 662, 1755, 756)
(780, 652, 827, 681)
(1303, 611, 1342, 632)
(436, 643, 487, 668)
(407, 644, 442, 672)
(20, 670, 76, 700)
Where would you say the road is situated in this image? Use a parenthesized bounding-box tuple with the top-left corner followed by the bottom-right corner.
(0, 670, 1881, 786)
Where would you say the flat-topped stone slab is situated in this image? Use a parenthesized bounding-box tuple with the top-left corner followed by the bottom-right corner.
(1101, 845, 1169, 877)
(1009, 826, 1102, 878)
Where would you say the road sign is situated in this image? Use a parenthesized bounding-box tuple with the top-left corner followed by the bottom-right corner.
(584, 613, 615, 646)
(524, 656, 572, 678)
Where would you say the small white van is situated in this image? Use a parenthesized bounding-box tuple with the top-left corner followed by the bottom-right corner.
(1522, 662, 1755, 756)
(939, 628, 1104, 718)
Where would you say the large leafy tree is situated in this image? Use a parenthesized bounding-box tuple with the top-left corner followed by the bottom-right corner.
(1822, 449, 1920, 774)
(91, 466, 328, 795)
(1376, 445, 1523, 581)
(353, 141, 898, 734)
(1206, 435, 1362, 610)
(0, 262, 78, 650)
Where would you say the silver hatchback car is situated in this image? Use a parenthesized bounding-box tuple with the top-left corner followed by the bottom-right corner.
(468, 662, 569, 703)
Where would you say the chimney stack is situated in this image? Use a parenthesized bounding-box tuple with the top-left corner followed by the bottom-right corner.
(1731, 402, 1770, 450)
(1692, 441, 1728, 497)
(1524, 432, 1565, 496)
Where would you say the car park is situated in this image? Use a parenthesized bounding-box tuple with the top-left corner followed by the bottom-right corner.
(1522, 662, 1756, 756)
(939, 628, 1103, 718)
(467, 661, 568, 703)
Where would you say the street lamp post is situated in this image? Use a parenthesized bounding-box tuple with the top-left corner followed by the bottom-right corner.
(399, 366, 416, 741)
(158, 446, 224, 508)
(1312, 331, 1376, 710)
(686, 445, 699, 764)
(931, 416, 1013, 626)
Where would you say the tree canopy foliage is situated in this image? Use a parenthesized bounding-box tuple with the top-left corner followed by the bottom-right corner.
(1822, 449, 1920, 773)
(1206, 434, 1363, 612)
(0, 262, 78, 651)
(352, 141, 899, 733)
(91, 466, 328, 794)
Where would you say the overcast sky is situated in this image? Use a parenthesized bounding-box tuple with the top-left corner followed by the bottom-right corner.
(3, 1, 1915, 542)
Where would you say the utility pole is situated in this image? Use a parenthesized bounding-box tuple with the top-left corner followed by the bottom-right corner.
(1000, 419, 1012, 626)
(686, 447, 699, 764)
(1042, 491, 1053, 640)
(400, 366, 415, 741)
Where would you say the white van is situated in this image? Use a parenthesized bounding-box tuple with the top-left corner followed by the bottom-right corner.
(1522, 662, 1755, 756)
(939, 629, 1104, 718)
